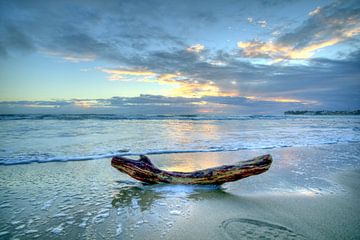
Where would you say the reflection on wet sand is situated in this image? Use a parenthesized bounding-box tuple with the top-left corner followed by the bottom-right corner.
(112, 184, 162, 211)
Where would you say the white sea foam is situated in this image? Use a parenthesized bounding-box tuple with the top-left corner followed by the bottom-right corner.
(53, 212, 67, 218)
(10, 220, 21, 225)
(92, 209, 110, 224)
(41, 199, 55, 210)
(15, 224, 26, 230)
(79, 217, 89, 228)
(50, 224, 64, 234)
(169, 210, 181, 215)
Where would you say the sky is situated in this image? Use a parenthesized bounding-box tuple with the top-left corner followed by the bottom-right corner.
(0, 0, 359, 114)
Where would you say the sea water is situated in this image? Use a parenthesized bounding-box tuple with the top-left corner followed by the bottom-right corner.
(0, 114, 359, 165)
(0, 114, 360, 239)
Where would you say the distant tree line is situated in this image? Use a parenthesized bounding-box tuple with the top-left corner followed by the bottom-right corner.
(284, 110, 360, 115)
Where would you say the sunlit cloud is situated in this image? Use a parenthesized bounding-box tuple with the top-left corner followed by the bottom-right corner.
(101, 68, 181, 84)
(101, 68, 235, 98)
(152, 73, 234, 98)
(73, 100, 104, 108)
(156, 73, 182, 84)
(238, 26, 360, 61)
(238, 40, 322, 60)
(187, 44, 205, 53)
(23, 104, 58, 108)
(245, 96, 317, 104)
(169, 81, 235, 98)
(238, 3, 360, 62)
(101, 68, 157, 81)
(102, 69, 156, 76)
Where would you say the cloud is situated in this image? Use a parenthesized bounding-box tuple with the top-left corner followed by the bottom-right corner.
(0, 1, 186, 62)
(0, 0, 359, 111)
(98, 41, 359, 107)
(2, 44, 360, 114)
(45, 50, 97, 62)
(0, 94, 314, 115)
(246, 96, 300, 103)
(0, 24, 35, 56)
(308, 6, 321, 16)
(187, 44, 205, 53)
(101, 68, 157, 81)
(100, 66, 234, 98)
(168, 80, 233, 98)
(246, 17, 267, 28)
(257, 20, 267, 28)
(238, 1, 360, 60)
(238, 38, 345, 60)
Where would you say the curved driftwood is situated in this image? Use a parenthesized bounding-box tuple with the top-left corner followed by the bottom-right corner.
(111, 154, 272, 185)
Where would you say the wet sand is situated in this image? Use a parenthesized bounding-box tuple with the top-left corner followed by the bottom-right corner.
(0, 143, 359, 239)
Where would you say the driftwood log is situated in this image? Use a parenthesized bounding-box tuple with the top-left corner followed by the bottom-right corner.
(111, 154, 272, 185)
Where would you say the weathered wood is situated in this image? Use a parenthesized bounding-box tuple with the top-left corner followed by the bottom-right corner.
(111, 154, 272, 185)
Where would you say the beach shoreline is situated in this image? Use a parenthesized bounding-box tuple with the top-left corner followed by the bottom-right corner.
(0, 143, 359, 239)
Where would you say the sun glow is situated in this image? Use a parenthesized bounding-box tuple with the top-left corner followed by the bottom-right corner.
(245, 96, 305, 103)
(73, 100, 100, 108)
(101, 68, 236, 98)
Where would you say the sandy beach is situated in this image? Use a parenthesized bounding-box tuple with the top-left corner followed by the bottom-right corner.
(1, 143, 359, 239)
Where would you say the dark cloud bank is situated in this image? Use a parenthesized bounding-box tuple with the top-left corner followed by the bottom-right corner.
(0, 94, 314, 115)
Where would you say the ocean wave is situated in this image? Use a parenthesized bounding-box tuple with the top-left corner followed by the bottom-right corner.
(1, 140, 359, 166)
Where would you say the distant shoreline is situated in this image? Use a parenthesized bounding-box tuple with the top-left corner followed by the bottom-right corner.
(284, 110, 360, 115)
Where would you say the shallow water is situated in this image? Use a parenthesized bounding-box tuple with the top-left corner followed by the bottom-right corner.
(0, 144, 359, 239)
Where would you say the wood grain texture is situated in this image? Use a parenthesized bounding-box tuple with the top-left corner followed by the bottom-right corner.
(111, 154, 272, 185)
